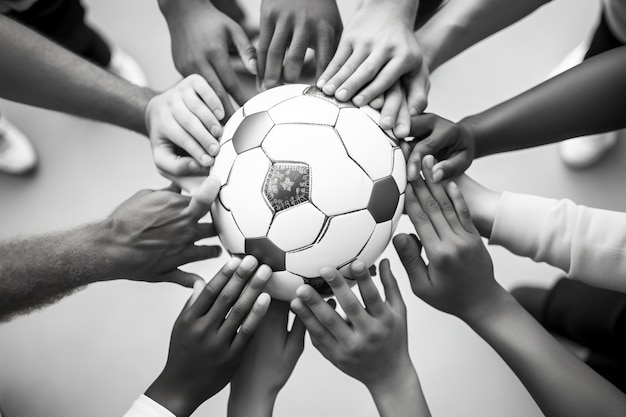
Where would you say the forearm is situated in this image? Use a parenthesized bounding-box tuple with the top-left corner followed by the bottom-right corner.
(361, 0, 419, 26)
(0, 222, 116, 321)
(227, 390, 277, 417)
(416, 0, 549, 71)
(465, 289, 626, 417)
(0, 15, 154, 135)
(367, 365, 431, 417)
(464, 46, 626, 158)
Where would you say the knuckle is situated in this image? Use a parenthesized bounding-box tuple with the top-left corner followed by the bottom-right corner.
(439, 199, 455, 212)
(424, 198, 440, 213)
(218, 289, 236, 304)
(321, 315, 338, 328)
(413, 209, 430, 224)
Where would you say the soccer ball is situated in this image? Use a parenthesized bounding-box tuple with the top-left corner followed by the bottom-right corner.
(186, 84, 406, 300)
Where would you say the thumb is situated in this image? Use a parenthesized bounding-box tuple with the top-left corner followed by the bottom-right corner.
(184, 175, 221, 220)
(231, 24, 258, 75)
(392, 234, 429, 297)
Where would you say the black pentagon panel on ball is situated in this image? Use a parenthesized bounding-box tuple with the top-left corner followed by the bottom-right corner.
(367, 176, 400, 223)
(263, 162, 311, 213)
(232, 111, 275, 154)
(245, 237, 286, 271)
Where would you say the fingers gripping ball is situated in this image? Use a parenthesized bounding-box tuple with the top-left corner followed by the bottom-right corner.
(185, 85, 407, 300)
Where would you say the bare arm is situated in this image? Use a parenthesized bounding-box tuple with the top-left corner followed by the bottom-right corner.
(466, 46, 626, 158)
(0, 15, 154, 135)
(0, 178, 223, 322)
(417, 0, 550, 71)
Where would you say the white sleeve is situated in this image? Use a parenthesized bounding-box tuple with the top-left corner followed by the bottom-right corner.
(489, 192, 626, 292)
(123, 395, 176, 417)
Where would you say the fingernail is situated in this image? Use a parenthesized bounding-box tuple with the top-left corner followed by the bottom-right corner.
(201, 154, 213, 166)
(433, 169, 444, 183)
(351, 260, 366, 274)
(395, 123, 407, 135)
(215, 109, 225, 120)
(189, 161, 200, 171)
(317, 78, 326, 88)
(320, 267, 336, 282)
(240, 256, 258, 271)
(256, 292, 270, 307)
(352, 95, 364, 107)
(248, 59, 258, 75)
(382, 116, 393, 129)
(210, 125, 221, 137)
(227, 257, 241, 270)
(407, 164, 418, 181)
(257, 265, 272, 281)
(410, 107, 419, 116)
(423, 156, 433, 170)
(323, 84, 336, 95)
(335, 89, 348, 101)
(296, 285, 311, 300)
(208, 143, 220, 156)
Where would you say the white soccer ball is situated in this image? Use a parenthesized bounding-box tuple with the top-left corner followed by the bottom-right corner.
(187, 84, 406, 300)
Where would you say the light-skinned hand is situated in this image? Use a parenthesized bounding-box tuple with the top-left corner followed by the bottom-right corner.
(102, 175, 222, 288)
(145, 256, 272, 417)
(317, 0, 427, 120)
(228, 300, 306, 417)
(257, 0, 342, 89)
(393, 155, 500, 321)
(159, 0, 256, 117)
(145, 74, 225, 177)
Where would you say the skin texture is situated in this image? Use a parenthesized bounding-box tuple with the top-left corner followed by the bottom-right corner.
(158, 0, 257, 118)
(257, 0, 342, 90)
(291, 260, 432, 417)
(145, 256, 272, 417)
(317, 0, 425, 137)
(146, 74, 225, 177)
(394, 155, 626, 417)
(228, 300, 306, 417)
(0, 176, 222, 321)
(408, 41, 626, 182)
(0, 14, 153, 135)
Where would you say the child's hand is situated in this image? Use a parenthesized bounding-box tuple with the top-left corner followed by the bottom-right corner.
(257, 0, 342, 89)
(145, 74, 225, 177)
(145, 256, 272, 417)
(228, 300, 306, 417)
(393, 155, 501, 321)
(317, 1, 426, 115)
(292, 260, 414, 392)
(406, 114, 476, 182)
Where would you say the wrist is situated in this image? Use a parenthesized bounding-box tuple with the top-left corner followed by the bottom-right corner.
(228, 389, 277, 417)
(458, 115, 483, 159)
(361, 0, 418, 26)
(367, 363, 429, 417)
(145, 369, 201, 417)
(461, 285, 514, 329)
(159, 0, 215, 20)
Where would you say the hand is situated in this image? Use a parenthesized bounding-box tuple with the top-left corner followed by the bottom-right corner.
(379, 81, 411, 138)
(146, 74, 225, 177)
(145, 256, 272, 417)
(393, 155, 500, 321)
(160, 0, 256, 116)
(453, 174, 501, 237)
(228, 300, 306, 417)
(100, 176, 222, 287)
(406, 114, 476, 182)
(317, 1, 427, 115)
(291, 260, 415, 393)
(257, 0, 342, 89)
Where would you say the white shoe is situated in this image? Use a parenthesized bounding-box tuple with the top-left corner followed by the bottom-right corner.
(558, 130, 621, 169)
(107, 46, 149, 87)
(0, 115, 38, 175)
(548, 37, 619, 169)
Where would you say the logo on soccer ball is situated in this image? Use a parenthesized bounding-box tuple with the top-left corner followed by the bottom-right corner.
(264, 162, 310, 212)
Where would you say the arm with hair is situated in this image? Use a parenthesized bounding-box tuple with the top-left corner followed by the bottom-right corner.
(0, 177, 223, 321)
(0, 15, 153, 135)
